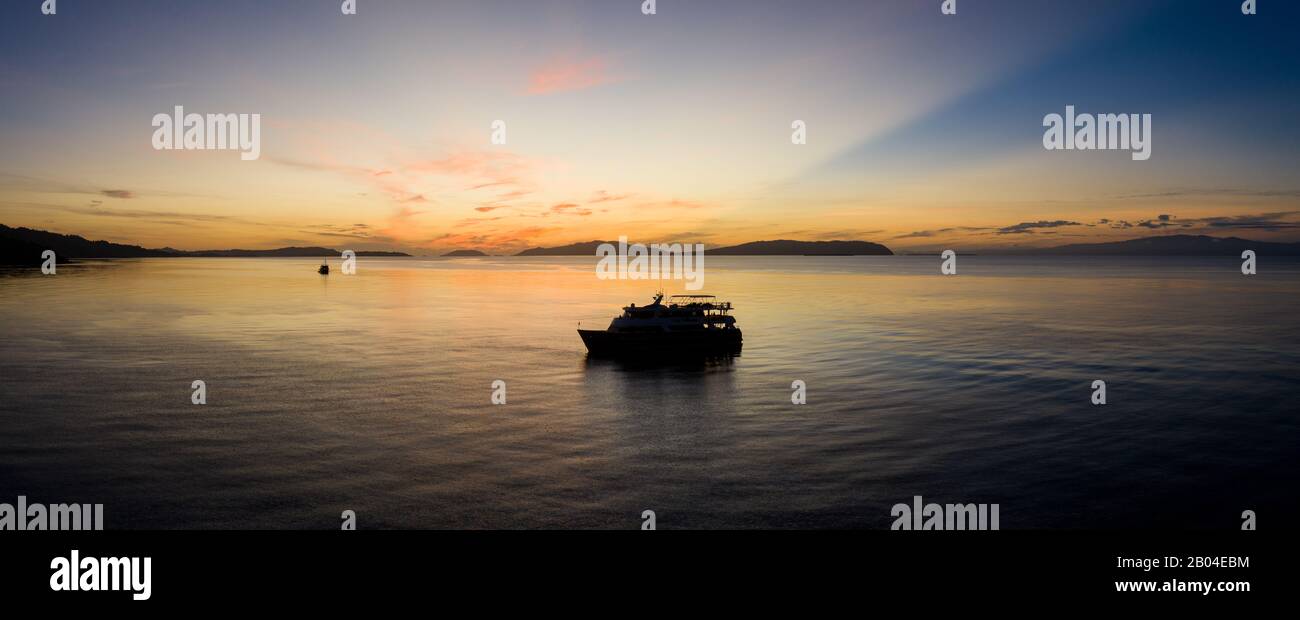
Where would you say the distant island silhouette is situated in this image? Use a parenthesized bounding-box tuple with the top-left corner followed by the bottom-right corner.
(0, 224, 408, 265)
(708, 240, 893, 256)
(484, 235, 1300, 257)
(5, 224, 1300, 265)
(514, 241, 619, 256)
(515, 239, 894, 256)
(1004, 234, 1300, 256)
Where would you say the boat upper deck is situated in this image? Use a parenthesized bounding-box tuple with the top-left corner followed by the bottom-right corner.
(620, 294, 733, 318)
(665, 294, 732, 312)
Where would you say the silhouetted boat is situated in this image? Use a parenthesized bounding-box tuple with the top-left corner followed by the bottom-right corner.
(318, 261, 329, 275)
(578, 293, 742, 357)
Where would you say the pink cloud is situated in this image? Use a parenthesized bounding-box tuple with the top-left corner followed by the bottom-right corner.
(549, 202, 592, 216)
(427, 225, 559, 253)
(407, 151, 535, 189)
(376, 206, 428, 244)
(667, 199, 706, 209)
(496, 189, 534, 200)
(526, 55, 617, 95)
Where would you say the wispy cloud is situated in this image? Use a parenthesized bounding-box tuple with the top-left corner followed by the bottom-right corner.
(548, 202, 592, 216)
(1194, 211, 1300, 231)
(0, 173, 193, 201)
(1136, 214, 1175, 229)
(526, 54, 618, 95)
(632, 198, 710, 210)
(1112, 188, 1300, 200)
(2, 200, 244, 225)
(428, 225, 559, 254)
(893, 226, 993, 239)
(996, 220, 1082, 235)
(269, 148, 543, 209)
(301, 223, 381, 240)
(589, 190, 632, 204)
(1102, 211, 1300, 232)
(375, 206, 427, 244)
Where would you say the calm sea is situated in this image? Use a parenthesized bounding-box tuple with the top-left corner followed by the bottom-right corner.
(1, 255, 1297, 529)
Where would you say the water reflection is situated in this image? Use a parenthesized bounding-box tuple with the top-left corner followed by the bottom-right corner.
(582, 352, 739, 372)
(1, 256, 1297, 528)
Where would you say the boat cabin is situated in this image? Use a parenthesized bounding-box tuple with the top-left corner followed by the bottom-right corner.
(609, 294, 737, 333)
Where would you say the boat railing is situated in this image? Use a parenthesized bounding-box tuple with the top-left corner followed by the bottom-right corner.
(666, 301, 731, 313)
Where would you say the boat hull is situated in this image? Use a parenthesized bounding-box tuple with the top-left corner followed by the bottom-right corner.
(578, 329, 742, 357)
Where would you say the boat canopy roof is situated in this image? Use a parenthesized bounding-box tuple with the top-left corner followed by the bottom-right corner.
(620, 293, 735, 318)
(626, 293, 731, 310)
(666, 295, 731, 312)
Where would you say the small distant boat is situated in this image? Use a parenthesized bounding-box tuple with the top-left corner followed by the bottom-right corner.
(318, 261, 329, 275)
(578, 293, 742, 357)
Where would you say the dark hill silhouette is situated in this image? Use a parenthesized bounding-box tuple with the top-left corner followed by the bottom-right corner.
(11, 224, 1294, 262)
(0, 234, 58, 266)
(515, 241, 614, 256)
(0, 224, 408, 263)
(709, 239, 893, 255)
(516, 239, 894, 255)
(1031, 234, 1300, 255)
(1, 224, 170, 262)
(173, 247, 407, 257)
